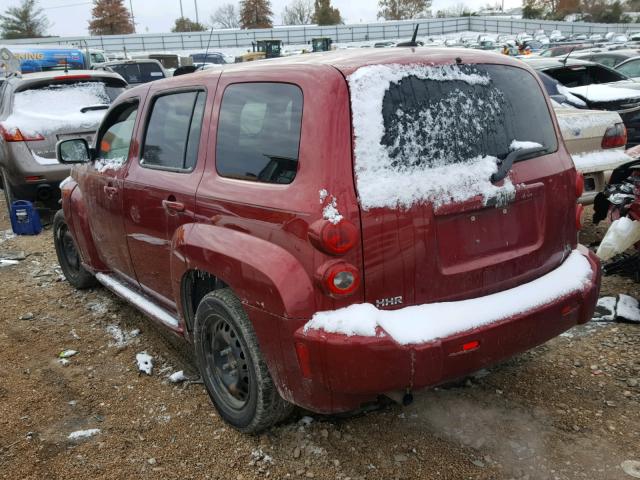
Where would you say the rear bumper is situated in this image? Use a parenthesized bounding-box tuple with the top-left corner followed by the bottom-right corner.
(284, 246, 600, 413)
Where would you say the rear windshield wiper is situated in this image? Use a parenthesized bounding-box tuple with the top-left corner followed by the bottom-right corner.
(492, 146, 547, 183)
(80, 104, 110, 113)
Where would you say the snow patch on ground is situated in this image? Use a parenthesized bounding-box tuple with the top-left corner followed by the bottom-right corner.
(0, 230, 15, 244)
(106, 325, 139, 347)
(617, 294, 640, 322)
(68, 428, 100, 440)
(58, 349, 78, 358)
(136, 352, 153, 375)
(348, 63, 515, 210)
(305, 250, 593, 345)
(168, 370, 187, 383)
(593, 296, 617, 321)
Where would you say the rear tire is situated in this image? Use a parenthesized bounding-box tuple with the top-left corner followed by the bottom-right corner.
(53, 210, 98, 289)
(194, 288, 293, 433)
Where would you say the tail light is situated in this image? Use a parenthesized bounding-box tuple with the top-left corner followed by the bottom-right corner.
(576, 203, 584, 230)
(601, 123, 627, 149)
(317, 261, 360, 296)
(53, 74, 92, 81)
(0, 124, 44, 142)
(308, 219, 358, 256)
(576, 171, 584, 199)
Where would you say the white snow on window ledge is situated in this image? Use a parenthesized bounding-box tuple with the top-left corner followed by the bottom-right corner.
(348, 63, 515, 210)
(304, 250, 593, 345)
(94, 157, 125, 173)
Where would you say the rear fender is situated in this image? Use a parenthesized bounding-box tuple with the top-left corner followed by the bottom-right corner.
(170, 223, 315, 319)
(63, 181, 107, 272)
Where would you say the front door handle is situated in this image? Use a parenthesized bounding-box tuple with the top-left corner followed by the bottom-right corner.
(162, 199, 185, 213)
(103, 186, 117, 198)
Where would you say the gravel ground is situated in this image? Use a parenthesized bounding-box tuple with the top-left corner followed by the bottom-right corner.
(1, 202, 639, 480)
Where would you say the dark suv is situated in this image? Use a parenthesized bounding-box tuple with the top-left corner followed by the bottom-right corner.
(54, 49, 600, 433)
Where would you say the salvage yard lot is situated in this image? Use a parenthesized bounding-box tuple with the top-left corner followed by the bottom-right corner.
(0, 202, 639, 480)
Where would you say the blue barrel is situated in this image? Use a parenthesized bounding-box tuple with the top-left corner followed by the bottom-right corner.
(10, 200, 42, 235)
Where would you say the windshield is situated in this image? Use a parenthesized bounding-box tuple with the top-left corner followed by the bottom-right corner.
(108, 63, 164, 84)
(380, 64, 557, 169)
(545, 64, 629, 86)
(191, 53, 225, 64)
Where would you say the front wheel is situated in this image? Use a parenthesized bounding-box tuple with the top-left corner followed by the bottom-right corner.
(194, 289, 293, 433)
(53, 210, 98, 289)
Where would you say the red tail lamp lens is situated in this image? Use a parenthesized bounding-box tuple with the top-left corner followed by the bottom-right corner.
(462, 340, 480, 352)
(576, 203, 584, 230)
(322, 262, 360, 296)
(601, 123, 627, 149)
(53, 74, 92, 81)
(295, 342, 312, 378)
(0, 124, 44, 142)
(575, 172, 584, 199)
(320, 220, 358, 255)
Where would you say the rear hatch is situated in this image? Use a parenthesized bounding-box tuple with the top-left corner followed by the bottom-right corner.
(347, 62, 577, 307)
(6, 78, 125, 163)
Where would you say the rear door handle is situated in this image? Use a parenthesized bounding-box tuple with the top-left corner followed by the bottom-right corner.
(103, 186, 117, 198)
(162, 199, 185, 213)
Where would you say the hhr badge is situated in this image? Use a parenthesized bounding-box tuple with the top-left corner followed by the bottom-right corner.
(375, 296, 403, 308)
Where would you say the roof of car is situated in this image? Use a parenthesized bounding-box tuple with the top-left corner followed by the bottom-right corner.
(102, 59, 164, 66)
(183, 47, 530, 78)
(521, 57, 596, 70)
(574, 48, 640, 57)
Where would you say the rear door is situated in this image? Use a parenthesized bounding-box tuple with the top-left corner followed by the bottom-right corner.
(123, 86, 211, 310)
(348, 63, 577, 307)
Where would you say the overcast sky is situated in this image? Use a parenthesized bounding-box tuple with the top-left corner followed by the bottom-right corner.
(0, 0, 522, 37)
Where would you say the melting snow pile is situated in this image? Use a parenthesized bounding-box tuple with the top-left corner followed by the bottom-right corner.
(136, 352, 153, 375)
(594, 295, 640, 323)
(2, 82, 109, 137)
(319, 189, 343, 224)
(94, 157, 125, 173)
(168, 370, 187, 383)
(348, 63, 517, 210)
(510, 140, 542, 150)
(68, 428, 101, 440)
(571, 150, 631, 173)
(305, 250, 592, 344)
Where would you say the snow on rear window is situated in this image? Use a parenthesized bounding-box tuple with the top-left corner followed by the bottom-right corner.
(348, 63, 557, 210)
(3, 82, 110, 136)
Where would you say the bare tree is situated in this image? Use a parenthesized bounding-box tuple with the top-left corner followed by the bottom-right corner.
(210, 3, 240, 29)
(282, 0, 314, 25)
(378, 0, 431, 20)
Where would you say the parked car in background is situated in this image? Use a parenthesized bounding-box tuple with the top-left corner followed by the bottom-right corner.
(553, 101, 629, 203)
(0, 70, 126, 212)
(525, 57, 640, 147)
(573, 49, 640, 68)
(95, 59, 165, 86)
(54, 48, 600, 433)
(189, 51, 229, 67)
(131, 52, 192, 75)
(615, 56, 640, 80)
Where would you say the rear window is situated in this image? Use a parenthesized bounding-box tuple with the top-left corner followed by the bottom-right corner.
(545, 64, 628, 86)
(191, 53, 225, 64)
(108, 63, 164, 84)
(381, 64, 557, 171)
(349, 63, 558, 210)
(216, 83, 303, 184)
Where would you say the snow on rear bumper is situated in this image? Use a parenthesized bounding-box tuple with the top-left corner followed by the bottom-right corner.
(295, 246, 600, 402)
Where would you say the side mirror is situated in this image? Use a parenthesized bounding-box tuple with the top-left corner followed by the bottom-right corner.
(56, 138, 91, 164)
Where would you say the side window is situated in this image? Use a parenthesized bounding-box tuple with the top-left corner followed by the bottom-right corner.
(97, 101, 138, 163)
(141, 90, 205, 171)
(216, 83, 303, 184)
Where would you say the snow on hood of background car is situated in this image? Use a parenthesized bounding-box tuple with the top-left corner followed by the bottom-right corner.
(1, 82, 109, 137)
(572, 149, 632, 173)
(304, 249, 593, 344)
(568, 84, 640, 103)
(348, 63, 517, 210)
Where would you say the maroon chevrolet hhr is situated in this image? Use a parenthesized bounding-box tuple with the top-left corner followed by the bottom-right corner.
(54, 48, 601, 433)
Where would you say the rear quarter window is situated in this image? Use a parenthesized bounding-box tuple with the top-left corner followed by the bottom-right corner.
(216, 83, 303, 184)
